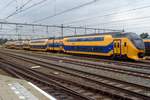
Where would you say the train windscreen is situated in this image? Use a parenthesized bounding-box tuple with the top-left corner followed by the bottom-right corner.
(125, 33, 145, 50)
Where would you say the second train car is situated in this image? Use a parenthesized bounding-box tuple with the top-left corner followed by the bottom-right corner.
(29, 38, 48, 51)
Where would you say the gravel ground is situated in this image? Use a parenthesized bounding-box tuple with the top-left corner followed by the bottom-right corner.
(0, 53, 113, 100)
(0, 68, 12, 76)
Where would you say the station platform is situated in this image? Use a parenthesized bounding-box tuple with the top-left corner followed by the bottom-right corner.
(0, 75, 56, 100)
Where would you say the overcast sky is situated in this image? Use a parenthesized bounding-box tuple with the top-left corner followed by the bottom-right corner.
(0, 0, 150, 39)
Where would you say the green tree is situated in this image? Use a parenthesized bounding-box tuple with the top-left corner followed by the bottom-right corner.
(0, 38, 8, 45)
(140, 33, 149, 39)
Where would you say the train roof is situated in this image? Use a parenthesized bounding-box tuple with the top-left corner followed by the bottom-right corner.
(36, 33, 119, 39)
(62, 32, 140, 39)
(25, 32, 140, 40)
(30, 37, 63, 40)
(48, 37, 63, 39)
(62, 32, 121, 38)
(31, 38, 48, 40)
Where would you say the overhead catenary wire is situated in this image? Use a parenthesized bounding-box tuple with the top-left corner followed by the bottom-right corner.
(33, 0, 100, 23)
(15, 0, 48, 14)
(101, 20, 150, 28)
(2, 0, 150, 36)
(0, 0, 15, 13)
(4, 0, 33, 19)
(92, 23, 147, 30)
(85, 15, 150, 27)
(60, 2, 140, 25)
(63, 4, 150, 25)
(104, 25, 150, 30)
(4, 0, 48, 20)
(0, 21, 122, 32)
(17, 0, 33, 11)
(91, 20, 150, 30)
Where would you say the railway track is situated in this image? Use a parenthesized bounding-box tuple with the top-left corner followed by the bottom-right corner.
(4, 49, 150, 80)
(0, 50, 150, 99)
(0, 53, 125, 100)
(0, 58, 97, 100)
(4, 48, 150, 70)
(56, 55, 150, 69)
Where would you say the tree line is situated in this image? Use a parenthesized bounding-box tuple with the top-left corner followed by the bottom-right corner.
(140, 33, 149, 39)
(0, 38, 8, 45)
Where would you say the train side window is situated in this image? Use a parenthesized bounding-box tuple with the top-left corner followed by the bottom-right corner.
(124, 42, 127, 47)
(117, 43, 120, 48)
(114, 43, 116, 47)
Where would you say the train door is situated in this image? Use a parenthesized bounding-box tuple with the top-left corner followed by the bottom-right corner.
(123, 42, 127, 55)
(53, 39, 55, 51)
(113, 40, 121, 55)
(60, 40, 63, 51)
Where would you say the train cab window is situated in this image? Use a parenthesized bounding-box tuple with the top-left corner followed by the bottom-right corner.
(124, 42, 127, 47)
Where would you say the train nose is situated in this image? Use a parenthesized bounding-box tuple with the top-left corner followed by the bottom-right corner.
(138, 53, 145, 58)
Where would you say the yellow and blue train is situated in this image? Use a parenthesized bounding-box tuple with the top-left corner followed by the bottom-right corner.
(5, 41, 16, 49)
(23, 40, 30, 50)
(5, 32, 145, 60)
(47, 37, 63, 52)
(29, 38, 48, 51)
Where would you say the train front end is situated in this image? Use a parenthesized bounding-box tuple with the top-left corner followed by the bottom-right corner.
(125, 33, 145, 60)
